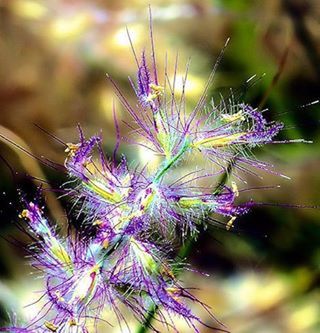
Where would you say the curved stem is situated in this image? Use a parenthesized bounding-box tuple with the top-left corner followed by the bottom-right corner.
(154, 140, 189, 183)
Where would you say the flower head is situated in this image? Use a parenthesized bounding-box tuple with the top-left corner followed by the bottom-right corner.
(2, 9, 306, 333)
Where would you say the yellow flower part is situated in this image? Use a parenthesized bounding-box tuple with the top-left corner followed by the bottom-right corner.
(149, 83, 164, 94)
(130, 237, 158, 274)
(138, 186, 156, 211)
(71, 264, 100, 305)
(221, 110, 245, 123)
(226, 216, 237, 230)
(146, 83, 164, 102)
(87, 179, 122, 204)
(92, 219, 104, 226)
(49, 237, 73, 274)
(19, 205, 73, 274)
(54, 290, 65, 303)
(44, 321, 58, 332)
(231, 181, 239, 197)
(154, 112, 172, 159)
(161, 263, 175, 279)
(19, 209, 30, 219)
(178, 197, 203, 208)
(69, 319, 77, 327)
(166, 286, 181, 301)
(192, 132, 246, 148)
(102, 238, 109, 249)
(64, 143, 81, 158)
(117, 186, 155, 226)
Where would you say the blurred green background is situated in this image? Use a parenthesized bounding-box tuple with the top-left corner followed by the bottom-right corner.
(0, 0, 319, 332)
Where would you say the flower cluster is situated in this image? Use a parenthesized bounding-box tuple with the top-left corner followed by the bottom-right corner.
(2, 17, 301, 333)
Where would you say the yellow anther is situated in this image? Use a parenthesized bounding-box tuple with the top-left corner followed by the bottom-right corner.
(90, 264, 101, 274)
(146, 83, 164, 102)
(149, 83, 164, 94)
(231, 181, 239, 197)
(65, 143, 81, 157)
(54, 290, 65, 302)
(93, 219, 103, 226)
(44, 321, 58, 332)
(118, 212, 137, 224)
(166, 286, 180, 301)
(161, 264, 175, 279)
(19, 209, 30, 219)
(221, 111, 245, 123)
(102, 238, 109, 249)
(146, 93, 158, 102)
(226, 216, 236, 230)
(166, 286, 179, 294)
(117, 206, 147, 226)
(122, 173, 132, 186)
(69, 319, 77, 326)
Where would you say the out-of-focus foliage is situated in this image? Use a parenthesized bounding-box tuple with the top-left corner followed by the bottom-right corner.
(0, 0, 319, 332)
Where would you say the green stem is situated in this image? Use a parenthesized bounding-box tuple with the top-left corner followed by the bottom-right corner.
(154, 140, 189, 183)
(135, 305, 159, 333)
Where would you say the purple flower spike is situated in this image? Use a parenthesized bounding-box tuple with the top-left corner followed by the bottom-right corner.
(136, 51, 164, 113)
(65, 132, 101, 182)
(137, 52, 152, 101)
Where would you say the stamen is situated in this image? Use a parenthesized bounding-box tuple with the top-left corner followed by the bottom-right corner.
(55, 290, 65, 303)
(102, 238, 109, 249)
(65, 143, 81, 157)
(226, 216, 236, 230)
(69, 319, 77, 326)
(146, 83, 164, 102)
(93, 219, 104, 226)
(231, 181, 239, 197)
(19, 209, 30, 219)
(44, 321, 58, 332)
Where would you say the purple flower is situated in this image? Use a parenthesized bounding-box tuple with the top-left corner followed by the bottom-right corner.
(2, 9, 308, 333)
